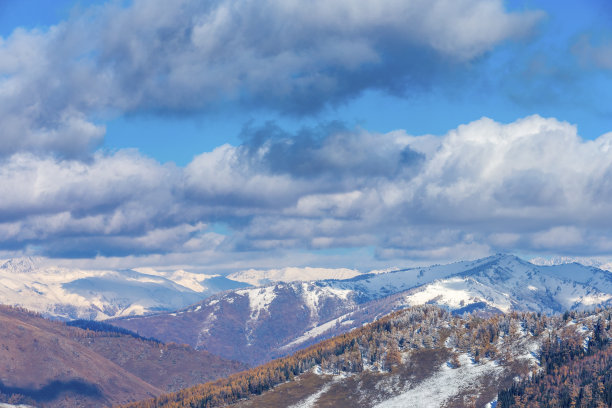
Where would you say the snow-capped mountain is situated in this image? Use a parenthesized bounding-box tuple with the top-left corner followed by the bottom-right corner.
(110, 254, 612, 365)
(330, 253, 612, 314)
(530, 255, 612, 272)
(0, 257, 248, 320)
(227, 267, 362, 286)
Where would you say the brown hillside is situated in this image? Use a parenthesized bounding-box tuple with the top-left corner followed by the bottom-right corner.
(0, 306, 246, 407)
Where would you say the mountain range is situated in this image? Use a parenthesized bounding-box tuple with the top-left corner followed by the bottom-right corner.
(2, 253, 612, 407)
(0, 257, 247, 320)
(110, 254, 612, 365)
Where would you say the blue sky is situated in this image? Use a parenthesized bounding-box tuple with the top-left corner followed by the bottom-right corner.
(1, 0, 612, 272)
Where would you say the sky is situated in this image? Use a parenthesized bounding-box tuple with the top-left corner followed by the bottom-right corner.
(1, 0, 612, 273)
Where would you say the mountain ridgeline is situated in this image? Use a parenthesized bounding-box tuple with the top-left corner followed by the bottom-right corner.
(110, 254, 612, 365)
(0, 257, 249, 321)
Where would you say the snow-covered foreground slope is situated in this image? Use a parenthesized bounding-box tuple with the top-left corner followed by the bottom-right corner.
(223, 307, 609, 408)
(0, 257, 247, 320)
(111, 254, 612, 365)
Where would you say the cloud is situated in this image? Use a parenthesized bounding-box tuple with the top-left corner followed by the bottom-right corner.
(0, 150, 214, 257)
(0, 0, 543, 158)
(184, 116, 612, 260)
(3, 115, 612, 264)
(238, 121, 424, 179)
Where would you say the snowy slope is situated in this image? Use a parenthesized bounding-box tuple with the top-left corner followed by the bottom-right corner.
(0, 257, 248, 320)
(386, 254, 612, 314)
(111, 254, 612, 365)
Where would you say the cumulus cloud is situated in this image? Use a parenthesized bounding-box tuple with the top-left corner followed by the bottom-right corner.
(4, 115, 612, 265)
(0, 150, 220, 257)
(0, 0, 542, 158)
(182, 116, 612, 261)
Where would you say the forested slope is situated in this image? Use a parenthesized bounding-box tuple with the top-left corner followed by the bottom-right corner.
(498, 311, 612, 407)
(124, 305, 611, 408)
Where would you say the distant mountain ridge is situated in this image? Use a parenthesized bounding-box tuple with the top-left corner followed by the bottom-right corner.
(110, 254, 612, 365)
(227, 267, 362, 286)
(0, 257, 248, 320)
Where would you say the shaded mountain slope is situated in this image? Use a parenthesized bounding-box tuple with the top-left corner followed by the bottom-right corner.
(0, 306, 160, 407)
(0, 306, 246, 407)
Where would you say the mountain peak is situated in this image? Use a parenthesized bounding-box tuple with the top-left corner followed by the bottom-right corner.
(487, 253, 529, 265)
(0, 256, 39, 273)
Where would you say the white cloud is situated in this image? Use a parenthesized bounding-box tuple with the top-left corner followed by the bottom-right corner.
(195, 115, 612, 260)
(532, 226, 584, 249)
(3, 114, 612, 265)
(0, 101, 612, 269)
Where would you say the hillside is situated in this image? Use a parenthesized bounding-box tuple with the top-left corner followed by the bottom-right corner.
(122, 305, 612, 408)
(110, 254, 612, 365)
(497, 311, 612, 407)
(0, 306, 246, 407)
(0, 257, 247, 320)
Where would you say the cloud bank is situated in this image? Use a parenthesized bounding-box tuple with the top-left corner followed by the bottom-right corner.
(2, 115, 612, 267)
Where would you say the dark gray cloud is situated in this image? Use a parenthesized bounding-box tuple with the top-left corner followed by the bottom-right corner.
(238, 121, 424, 179)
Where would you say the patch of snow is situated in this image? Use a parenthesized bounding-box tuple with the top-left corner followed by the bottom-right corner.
(236, 286, 277, 320)
(0, 404, 36, 408)
(283, 316, 351, 350)
(485, 398, 498, 408)
(399, 276, 512, 313)
(287, 382, 334, 408)
(288, 373, 347, 408)
(373, 354, 503, 408)
(196, 311, 218, 346)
